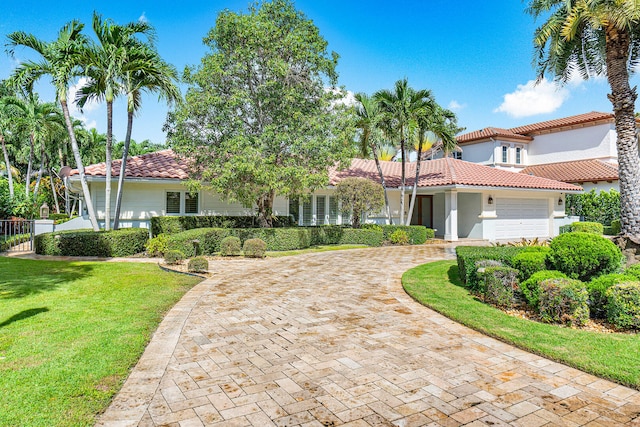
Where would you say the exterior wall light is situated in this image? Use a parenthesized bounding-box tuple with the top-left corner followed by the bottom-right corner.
(558, 196, 563, 206)
(40, 202, 50, 219)
(488, 196, 493, 205)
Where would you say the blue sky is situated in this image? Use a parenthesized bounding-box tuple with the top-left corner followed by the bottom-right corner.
(0, 0, 624, 145)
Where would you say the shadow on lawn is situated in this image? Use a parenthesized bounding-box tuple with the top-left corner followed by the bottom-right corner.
(0, 258, 95, 299)
(0, 307, 49, 328)
(447, 265, 465, 287)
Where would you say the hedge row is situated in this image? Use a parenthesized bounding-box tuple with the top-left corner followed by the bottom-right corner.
(151, 215, 295, 236)
(35, 228, 149, 257)
(456, 246, 528, 291)
(165, 226, 387, 256)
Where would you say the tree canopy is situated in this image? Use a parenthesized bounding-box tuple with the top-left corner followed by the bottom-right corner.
(166, 0, 355, 227)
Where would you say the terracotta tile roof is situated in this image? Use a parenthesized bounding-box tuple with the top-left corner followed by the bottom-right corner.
(72, 149, 190, 180)
(457, 111, 616, 144)
(75, 150, 580, 192)
(456, 127, 533, 144)
(330, 158, 582, 191)
(522, 159, 619, 183)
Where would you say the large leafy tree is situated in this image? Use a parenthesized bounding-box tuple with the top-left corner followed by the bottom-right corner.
(7, 20, 100, 230)
(528, 0, 640, 241)
(78, 12, 156, 230)
(374, 79, 432, 226)
(167, 0, 355, 227)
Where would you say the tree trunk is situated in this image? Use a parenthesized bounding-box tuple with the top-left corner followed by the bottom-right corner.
(104, 101, 113, 231)
(256, 190, 275, 228)
(60, 99, 99, 231)
(371, 144, 392, 224)
(33, 141, 45, 199)
(399, 136, 406, 225)
(1, 135, 13, 197)
(605, 26, 640, 240)
(407, 145, 423, 225)
(48, 161, 60, 214)
(26, 133, 34, 198)
(113, 109, 134, 230)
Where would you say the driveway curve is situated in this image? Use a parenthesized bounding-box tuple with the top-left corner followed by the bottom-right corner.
(98, 246, 640, 426)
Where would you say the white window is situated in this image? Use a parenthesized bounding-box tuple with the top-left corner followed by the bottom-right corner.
(293, 195, 342, 225)
(328, 196, 339, 225)
(452, 151, 462, 160)
(302, 198, 313, 225)
(501, 145, 509, 163)
(316, 196, 326, 225)
(515, 146, 522, 164)
(166, 191, 199, 215)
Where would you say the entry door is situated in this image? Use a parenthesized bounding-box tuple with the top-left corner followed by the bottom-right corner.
(411, 195, 433, 228)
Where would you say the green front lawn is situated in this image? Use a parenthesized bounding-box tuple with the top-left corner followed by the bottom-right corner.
(0, 257, 201, 427)
(403, 260, 640, 389)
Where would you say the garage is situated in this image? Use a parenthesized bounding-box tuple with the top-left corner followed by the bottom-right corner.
(495, 198, 550, 240)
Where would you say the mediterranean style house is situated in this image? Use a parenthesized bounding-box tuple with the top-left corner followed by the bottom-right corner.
(452, 111, 622, 192)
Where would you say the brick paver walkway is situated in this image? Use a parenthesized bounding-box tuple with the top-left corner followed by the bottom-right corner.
(98, 246, 640, 426)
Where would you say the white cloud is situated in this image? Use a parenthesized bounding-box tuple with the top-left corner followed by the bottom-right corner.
(494, 78, 569, 118)
(68, 77, 100, 114)
(326, 88, 357, 107)
(448, 100, 466, 111)
(138, 12, 147, 23)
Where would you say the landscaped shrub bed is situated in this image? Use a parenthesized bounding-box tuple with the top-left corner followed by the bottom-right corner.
(456, 246, 527, 291)
(151, 215, 294, 236)
(480, 266, 519, 308)
(538, 278, 589, 327)
(571, 221, 604, 234)
(380, 225, 431, 244)
(512, 247, 550, 281)
(606, 282, 640, 329)
(520, 270, 567, 309)
(35, 228, 149, 257)
(587, 274, 638, 319)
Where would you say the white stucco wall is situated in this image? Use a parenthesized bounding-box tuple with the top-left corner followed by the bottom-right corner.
(457, 193, 483, 238)
(578, 181, 619, 193)
(527, 124, 616, 165)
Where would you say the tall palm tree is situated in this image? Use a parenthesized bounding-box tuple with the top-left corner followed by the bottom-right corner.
(354, 92, 393, 224)
(76, 128, 107, 166)
(113, 52, 180, 229)
(406, 105, 459, 224)
(0, 100, 17, 198)
(528, 0, 640, 241)
(76, 13, 156, 230)
(374, 79, 432, 225)
(7, 20, 100, 230)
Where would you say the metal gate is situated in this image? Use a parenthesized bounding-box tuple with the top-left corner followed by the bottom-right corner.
(0, 219, 35, 253)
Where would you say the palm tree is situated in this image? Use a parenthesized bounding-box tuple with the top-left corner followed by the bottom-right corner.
(7, 20, 100, 230)
(76, 128, 107, 166)
(0, 100, 17, 198)
(113, 52, 180, 229)
(406, 105, 459, 224)
(374, 79, 432, 225)
(354, 92, 393, 224)
(528, 0, 640, 241)
(76, 13, 156, 230)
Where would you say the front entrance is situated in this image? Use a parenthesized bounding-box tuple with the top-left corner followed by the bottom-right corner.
(410, 195, 433, 228)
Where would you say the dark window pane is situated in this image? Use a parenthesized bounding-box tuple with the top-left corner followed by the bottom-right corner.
(185, 192, 199, 214)
(166, 192, 180, 214)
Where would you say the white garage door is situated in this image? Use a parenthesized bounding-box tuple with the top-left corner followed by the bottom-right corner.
(495, 198, 549, 240)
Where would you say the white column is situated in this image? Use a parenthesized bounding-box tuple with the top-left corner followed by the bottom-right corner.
(444, 190, 458, 241)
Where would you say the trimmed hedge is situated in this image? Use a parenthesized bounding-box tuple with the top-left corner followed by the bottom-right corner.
(380, 225, 432, 244)
(606, 282, 640, 329)
(188, 256, 209, 272)
(587, 273, 638, 319)
(456, 246, 526, 291)
(520, 270, 568, 309)
(512, 248, 550, 281)
(624, 263, 640, 280)
(165, 250, 185, 265)
(480, 266, 519, 308)
(610, 219, 621, 235)
(220, 236, 242, 256)
(539, 278, 589, 327)
(547, 232, 623, 282)
(35, 228, 149, 257)
(243, 238, 267, 258)
(151, 215, 295, 236)
(571, 221, 604, 235)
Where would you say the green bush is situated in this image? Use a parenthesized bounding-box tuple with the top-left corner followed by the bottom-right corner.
(389, 229, 409, 245)
(220, 236, 242, 256)
(335, 228, 384, 246)
(559, 224, 572, 234)
(547, 232, 623, 282)
(624, 263, 640, 280)
(610, 219, 621, 235)
(34, 228, 149, 257)
(520, 270, 568, 309)
(361, 223, 382, 232)
(165, 228, 221, 257)
(381, 225, 430, 244)
(587, 274, 638, 319)
(512, 248, 550, 281)
(456, 246, 526, 291)
(243, 238, 267, 258)
(565, 189, 620, 227)
(164, 250, 185, 265)
(571, 221, 604, 235)
(146, 233, 169, 257)
(480, 266, 519, 308)
(538, 278, 589, 327)
(606, 282, 640, 329)
(187, 256, 209, 273)
(151, 215, 294, 236)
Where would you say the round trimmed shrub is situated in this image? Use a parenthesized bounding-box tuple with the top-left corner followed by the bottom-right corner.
(187, 256, 209, 273)
(389, 229, 409, 245)
(512, 248, 550, 281)
(587, 273, 637, 319)
(146, 233, 169, 257)
(606, 282, 640, 329)
(539, 278, 589, 327)
(243, 238, 267, 258)
(624, 263, 640, 280)
(165, 250, 185, 265)
(520, 270, 568, 309)
(220, 236, 242, 256)
(547, 232, 623, 282)
(571, 221, 604, 235)
(480, 266, 519, 308)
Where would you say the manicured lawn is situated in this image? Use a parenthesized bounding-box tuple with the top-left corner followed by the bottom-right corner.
(0, 257, 201, 427)
(403, 260, 640, 389)
(266, 244, 368, 257)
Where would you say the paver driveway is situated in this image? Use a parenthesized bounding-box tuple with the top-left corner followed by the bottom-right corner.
(99, 246, 640, 426)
